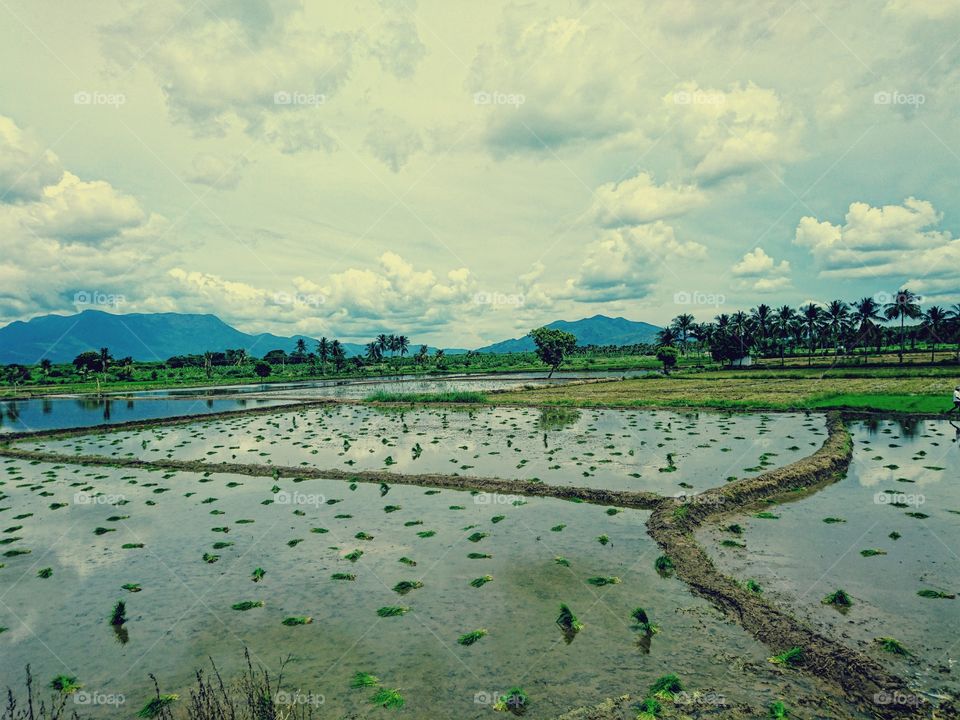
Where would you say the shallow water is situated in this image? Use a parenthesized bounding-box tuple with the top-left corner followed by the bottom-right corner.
(699, 418, 960, 703)
(23, 406, 824, 495)
(0, 459, 830, 718)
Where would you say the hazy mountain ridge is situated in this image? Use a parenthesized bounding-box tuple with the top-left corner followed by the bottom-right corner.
(477, 315, 661, 353)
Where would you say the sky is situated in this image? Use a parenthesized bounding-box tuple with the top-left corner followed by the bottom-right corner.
(0, 0, 958, 348)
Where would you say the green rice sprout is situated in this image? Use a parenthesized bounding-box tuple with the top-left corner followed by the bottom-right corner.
(467, 532, 488, 543)
(377, 606, 410, 617)
(251, 568, 266, 582)
(37, 567, 52, 579)
(917, 589, 955, 598)
(823, 517, 846, 524)
(768, 647, 804, 666)
(369, 688, 404, 709)
(457, 629, 487, 646)
(49, 675, 81, 693)
(231, 600, 264, 611)
(631, 607, 659, 634)
(550, 524, 566, 532)
(469, 575, 493, 588)
(392, 580, 423, 594)
(875, 637, 909, 655)
(654, 555, 674, 575)
(860, 548, 887, 557)
(416, 530, 436, 538)
(355, 532, 375, 541)
(586, 576, 620, 586)
(351, 671, 379, 688)
(745, 579, 763, 594)
(281, 616, 312, 626)
(137, 695, 179, 718)
(822, 589, 853, 607)
(769, 701, 789, 718)
(110, 600, 127, 626)
(399, 557, 417, 566)
(202, 553, 219, 564)
(597, 534, 610, 545)
(554, 556, 570, 567)
(332, 572, 356, 581)
(122, 583, 142, 593)
(468, 552, 492, 559)
(493, 686, 528, 713)
(648, 674, 683, 700)
(345, 549, 364, 562)
(556, 604, 582, 635)
(755, 512, 779, 519)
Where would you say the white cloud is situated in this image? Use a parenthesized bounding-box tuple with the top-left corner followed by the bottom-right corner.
(565, 221, 706, 302)
(0, 115, 63, 201)
(732, 247, 790, 276)
(364, 111, 423, 172)
(589, 172, 707, 227)
(185, 153, 250, 190)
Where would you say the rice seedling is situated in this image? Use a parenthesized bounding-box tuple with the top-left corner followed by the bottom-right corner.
(586, 576, 620, 586)
(355, 532, 375, 540)
(551, 524, 566, 532)
(212, 541, 233, 549)
(493, 686, 528, 713)
(745, 579, 763, 594)
(467, 532, 488, 542)
(110, 600, 127, 626)
(720, 539, 745, 548)
(369, 688, 404, 709)
(769, 701, 789, 718)
(231, 600, 264, 611)
(49, 675, 81, 693)
(554, 556, 570, 567)
(654, 555, 674, 575)
(491, 514, 505, 523)
(823, 517, 846, 524)
(310, 527, 328, 534)
(416, 530, 436, 538)
(384, 505, 401, 513)
(404, 520, 424, 526)
(37, 567, 52, 579)
(93, 527, 116, 535)
(556, 603, 583, 637)
(137, 694, 179, 718)
(768, 647, 803, 666)
(399, 556, 417, 566)
(377, 606, 410, 617)
(917, 589, 955, 599)
(822, 589, 853, 608)
(468, 552, 492, 559)
(597, 534, 610, 545)
(860, 548, 886, 557)
(281, 616, 312, 626)
(725, 523, 743, 534)
(630, 607, 659, 634)
(122, 583, 142, 592)
(755, 511, 779, 519)
(470, 575, 493, 588)
(332, 572, 356, 581)
(251, 567, 266, 582)
(457, 629, 487, 645)
(636, 697, 662, 720)
(392, 580, 423, 594)
(875, 637, 909, 655)
(122, 543, 144, 549)
(648, 674, 683, 701)
(203, 553, 219, 563)
(351, 671, 379, 688)
(889, 531, 901, 540)
(345, 549, 364, 562)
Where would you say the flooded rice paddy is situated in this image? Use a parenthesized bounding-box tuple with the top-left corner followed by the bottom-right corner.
(0, 455, 828, 718)
(700, 418, 960, 706)
(19, 406, 824, 495)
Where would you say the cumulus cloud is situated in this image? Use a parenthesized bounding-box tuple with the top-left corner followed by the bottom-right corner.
(371, 0, 427, 79)
(589, 172, 707, 227)
(564, 221, 706, 302)
(364, 111, 423, 172)
(0, 116, 63, 201)
(185, 153, 250, 190)
(664, 81, 805, 182)
(731, 247, 792, 294)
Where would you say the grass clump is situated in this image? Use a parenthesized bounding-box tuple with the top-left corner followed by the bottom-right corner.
(231, 600, 264, 611)
(377, 606, 410, 617)
(745, 579, 763, 594)
(493, 686, 528, 713)
(351, 672, 379, 688)
(769, 701, 789, 718)
(457, 629, 487, 646)
(137, 694, 179, 718)
(251, 568, 266, 582)
(636, 697, 662, 720)
(49, 675, 81, 693)
(768, 646, 803, 666)
(110, 600, 127, 626)
(875, 637, 909, 655)
(654, 555, 674, 575)
(822, 589, 853, 607)
(648, 674, 683, 701)
(369, 688, 405, 709)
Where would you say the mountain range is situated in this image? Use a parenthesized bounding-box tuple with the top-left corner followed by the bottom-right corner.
(0, 310, 660, 364)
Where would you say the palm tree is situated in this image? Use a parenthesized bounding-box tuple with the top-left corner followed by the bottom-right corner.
(824, 300, 850, 357)
(434, 349, 445, 369)
(852, 297, 881, 362)
(365, 341, 382, 363)
(730, 311, 750, 358)
(670, 314, 695, 355)
(376, 334, 389, 358)
(772, 305, 795, 367)
(295, 338, 307, 356)
(948, 304, 960, 362)
(331, 340, 346, 372)
(396, 335, 410, 358)
(922, 306, 948, 362)
(656, 327, 678, 347)
(750, 304, 772, 356)
(883, 289, 922, 364)
(317, 337, 329, 374)
(800, 303, 822, 366)
(415, 344, 429, 366)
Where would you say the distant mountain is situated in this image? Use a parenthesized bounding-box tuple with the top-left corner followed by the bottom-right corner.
(477, 315, 661, 353)
(0, 310, 459, 364)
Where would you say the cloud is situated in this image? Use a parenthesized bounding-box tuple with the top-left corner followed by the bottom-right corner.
(794, 197, 957, 281)
(589, 172, 707, 227)
(364, 111, 423, 172)
(0, 116, 63, 201)
(371, 0, 427, 79)
(564, 221, 706, 302)
(732, 247, 790, 276)
(664, 81, 805, 182)
(185, 153, 250, 189)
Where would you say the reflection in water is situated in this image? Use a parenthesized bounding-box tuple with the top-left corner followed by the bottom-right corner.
(537, 407, 581, 432)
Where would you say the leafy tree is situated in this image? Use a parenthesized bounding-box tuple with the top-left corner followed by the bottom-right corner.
(773, 305, 795, 367)
(529, 327, 577, 378)
(317, 337, 329, 373)
(331, 340, 346, 372)
(884, 289, 922, 364)
(800, 303, 823, 366)
(923, 305, 948, 362)
(73, 351, 102, 377)
(253, 362, 271, 378)
(670, 313, 695, 355)
(656, 346, 678, 374)
(366, 341, 382, 363)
